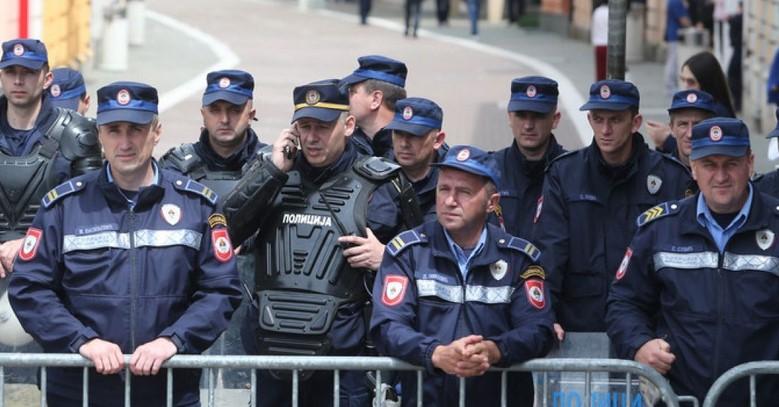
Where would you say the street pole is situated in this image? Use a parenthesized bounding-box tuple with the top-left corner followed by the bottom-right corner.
(607, 0, 627, 80)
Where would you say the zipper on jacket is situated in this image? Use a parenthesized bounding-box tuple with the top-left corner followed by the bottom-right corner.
(128, 208, 137, 350)
(712, 250, 724, 379)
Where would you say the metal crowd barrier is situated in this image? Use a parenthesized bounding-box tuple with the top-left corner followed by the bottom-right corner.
(0, 354, 679, 407)
(702, 361, 779, 407)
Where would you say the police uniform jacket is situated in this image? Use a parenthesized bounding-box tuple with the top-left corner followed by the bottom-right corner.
(160, 127, 264, 175)
(492, 136, 565, 237)
(8, 164, 242, 405)
(533, 134, 691, 332)
(351, 126, 394, 159)
(371, 221, 554, 407)
(607, 192, 779, 405)
(753, 170, 779, 199)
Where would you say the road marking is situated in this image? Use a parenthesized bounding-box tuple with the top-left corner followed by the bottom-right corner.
(145, 10, 241, 113)
(317, 9, 591, 146)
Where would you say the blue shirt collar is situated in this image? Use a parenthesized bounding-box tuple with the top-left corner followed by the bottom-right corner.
(443, 227, 488, 280)
(106, 160, 160, 187)
(696, 183, 753, 250)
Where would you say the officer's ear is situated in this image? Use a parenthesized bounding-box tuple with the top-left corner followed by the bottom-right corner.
(370, 90, 383, 111)
(343, 114, 356, 137)
(485, 182, 500, 213)
(631, 113, 643, 133)
(151, 120, 162, 145)
(42, 71, 54, 89)
(551, 110, 562, 129)
(432, 130, 446, 149)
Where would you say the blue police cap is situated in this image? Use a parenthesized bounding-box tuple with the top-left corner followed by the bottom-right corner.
(432, 145, 501, 186)
(202, 69, 254, 106)
(292, 79, 350, 123)
(385, 97, 443, 137)
(508, 76, 558, 114)
(767, 108, 779, 139)
(580, 79, 640, 111)
(96, 81, 159, 126)
(667, 89, 717, 115)
(690, 117, 750, 160)
(48, 68, 86, 111)
(0, 38, 48, 70)
(340, 55, 407, 89)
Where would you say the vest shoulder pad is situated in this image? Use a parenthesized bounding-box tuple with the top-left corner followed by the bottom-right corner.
(500, 237, 541, 262)
(173, 178, 218, 206)
(354, 156, 401, 181)
(42, 179, 86, 208)
(161, 144, 203, 174)
(387, 229, 427, 257)
(52, 110, 100, 161)
(636, 201, 681, 227)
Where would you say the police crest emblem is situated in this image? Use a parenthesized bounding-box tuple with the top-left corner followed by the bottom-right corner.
(616, 247, 632, 280)
(757, 229, 775, 251)
(402, 106, 414, 120)
(218, 77, 231, 89)
(526, 85, 537, 98)
(12, 43, 24, 56)
(211, 229, 233, 262)
(305, 90, 320, 105)
(116, 89, 131, 106)
(686, 92, 698, 103)
(381, 275, 408, 307)
(18, 228, 42, 262)
(647, 174, 662, 195)
(50, 84, 61, 98)
(524, 280, 545, 309)
(599, 85, 611, 99)
(490, 260, 508, 281)
(161, 204, 181, 226)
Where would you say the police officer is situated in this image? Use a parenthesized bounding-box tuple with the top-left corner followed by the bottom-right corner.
(371, 145, 554, 406)
(159, 69, 266, 199)
(533, 79, 691, 339)
(380, 97, 447, 223)
(341, 55, 408, 158)
(753, 108, 779, 197)
(663, 89, 717, 169)
(48, 67, 90, 114)
(0, 39, 101, 346)
(493, 76, 566, 238)
(607, 118, 779, 405)
(9, 81, 242, 406)
(224, 79, 410, 406)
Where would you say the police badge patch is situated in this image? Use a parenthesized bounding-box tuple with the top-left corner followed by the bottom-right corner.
(18, 228, 42, 262)
(381, 275, 408, 307)
(211, 229, 233, 262)
(647, 175, 662, 195)
(616, 247, 632, 280)
(490, 260, 508, 281)
(524, 280, 545, 309)
(757, 229, 775, 251)
(161, 204, 181, 226)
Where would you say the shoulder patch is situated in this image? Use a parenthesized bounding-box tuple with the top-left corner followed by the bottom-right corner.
(387, 230, 426, 257)
(174, 178, 218, 206)
(354, 156, 401, 181)
(636, 201, 680, 227)
(503, 237, 541, 262)
(520, 265, 545, 280)
(42, 180, 86, 208)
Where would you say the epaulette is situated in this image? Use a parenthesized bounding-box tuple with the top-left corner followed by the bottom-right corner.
(501, 237, 541, 262)
(42, 180, 86, 208)
(636, 201, 680, 227)
(387, 229, 427, 257)
(354, 156, 401, 181)
(173, 178, 218, 206)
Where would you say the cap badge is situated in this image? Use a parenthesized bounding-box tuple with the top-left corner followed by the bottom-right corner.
(116, 89, 131, 106)
(218, 77, 231, 89)
(402, 106, 414, 120)
(599, 85, 611, 99)
(50, 84, 61, 98)
(709, 126, 723, 142)
(305, 89, 321, 105)
(456, 148, 470, 162)
(686, 93, 698, 103)
(12, 43, 24, 56)
(526, 85, 537, 98)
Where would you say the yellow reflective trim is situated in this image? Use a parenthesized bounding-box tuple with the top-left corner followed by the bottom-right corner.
(294, 102, 350, 111)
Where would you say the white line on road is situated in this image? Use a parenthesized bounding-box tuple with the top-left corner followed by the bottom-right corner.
(145, 10, 241, 113)
(317, 9, 591, 146)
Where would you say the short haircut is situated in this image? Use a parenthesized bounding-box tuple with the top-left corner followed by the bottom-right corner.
(362, 79, 407, 110)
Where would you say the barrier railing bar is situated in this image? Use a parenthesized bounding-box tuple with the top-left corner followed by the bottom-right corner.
(82, 366, 89, 407)
(166, 368, 173, 407)
(124, 367, 130, 407)
(678, 395, 699, 407)
(207, 367, 215, 407)
(500, 370, 507, 407)
(40, 366, 46, 407)
(458, 377, 465, 407)
(626, 372, 631, 406)
(292, 369, 298, 407)
(750, 374, 756, 407)
(333, 369, 339, 407)
(416, 370, 422, 407)
(0, 365, 4, 407)
(702, 361, 779, 407)
(542, 371, 548, 407)
(584, 370, 591, 407)
(375, 370, 382, 407)
(250, 369, 257, 407)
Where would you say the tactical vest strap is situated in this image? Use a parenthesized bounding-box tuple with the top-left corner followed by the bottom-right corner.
(391, 174, 424, 229)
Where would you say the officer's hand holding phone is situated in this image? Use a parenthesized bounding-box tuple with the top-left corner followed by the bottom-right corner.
(271, 124, 300, 173)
